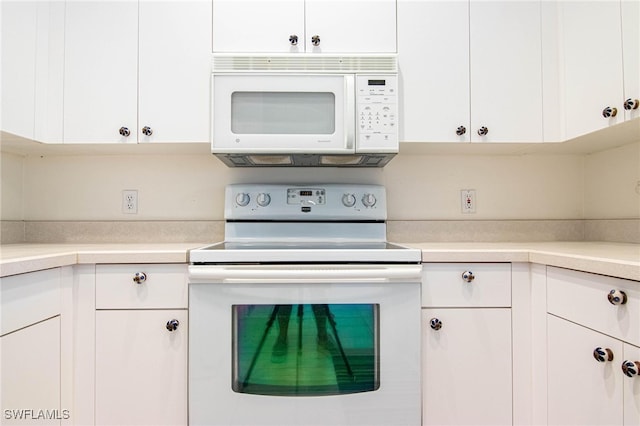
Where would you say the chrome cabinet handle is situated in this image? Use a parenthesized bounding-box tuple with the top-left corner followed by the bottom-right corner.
(477, 126, 489, 136)
(593, 347, 614, 362)
(624, 98, 639, 111)
(142, 126, 153, 136)
(119, 127, 131, 137)
(429, 318, 442, 330)
(456, 126, 466, 136)
(607, 289, 627, 305)
(166, 319, 180, 332)
(622, 360, 640, 378)
(311, 35, 320, 46)
(602, 106, 618, 118)
(289, 34, 298, 45)
(461, 270, 475, 283)
(132, 272, 147, 284)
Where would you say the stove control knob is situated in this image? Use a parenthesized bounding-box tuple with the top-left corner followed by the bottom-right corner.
(342, 193, 356, 207)
(362, 193, 377, 208)
(257, 193, 271, 207)
(235, 192, 250, 207)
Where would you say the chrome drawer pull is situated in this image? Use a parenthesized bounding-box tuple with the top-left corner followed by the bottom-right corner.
(593, 347, 614, 362)
(622, 360, 640, 378)
(607, 289, 627, 305)
(429, 318, 442, 331)
(166, 319, 180, 332)
(461, 270, 475, 283)
(133, 272, 147, 284)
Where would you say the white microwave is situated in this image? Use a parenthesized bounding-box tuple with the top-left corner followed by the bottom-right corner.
(211, 54, 398, 167)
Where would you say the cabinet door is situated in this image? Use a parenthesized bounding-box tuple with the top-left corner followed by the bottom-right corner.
(1, 1, 38, 139)
(548, 314, 623, 426)
(138, 1, 212, 143)
(622, 0, 640, 122)
(212, 0, 305, 52)
(1, 317, 61, 426)
(305, 0, 396, 53)
(422, 308, 512, 426)
(397, 0, 470, 142)
(63, 1, 138, 143)
(624, 343, 640, 426)
(95, 310, 187, 426)
(559, 1, 624, 140)
(469, 0, 543, 142)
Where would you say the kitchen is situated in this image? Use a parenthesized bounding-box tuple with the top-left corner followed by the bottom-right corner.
(1, 0, 639, 425)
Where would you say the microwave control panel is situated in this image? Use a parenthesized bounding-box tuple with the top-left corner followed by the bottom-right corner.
(356, 75, 398, 150)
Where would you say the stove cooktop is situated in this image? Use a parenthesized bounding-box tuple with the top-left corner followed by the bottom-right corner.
(188, 241, 421, 264)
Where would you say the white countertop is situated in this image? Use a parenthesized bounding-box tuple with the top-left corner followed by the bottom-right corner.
(1, 241, 639, 281)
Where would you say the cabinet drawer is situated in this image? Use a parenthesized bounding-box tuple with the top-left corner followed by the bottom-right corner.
(421, 263, 511, 308)
(96, 264, 187, 309)
(1, 268, 61, 335)
(547, 266, 640, 347)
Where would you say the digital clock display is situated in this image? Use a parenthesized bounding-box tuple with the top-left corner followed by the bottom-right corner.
(368, 79, 386, 86)
(287, 188, 326, 205)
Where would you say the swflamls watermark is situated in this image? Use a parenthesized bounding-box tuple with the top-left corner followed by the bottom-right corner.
(3, 409, 70, 421)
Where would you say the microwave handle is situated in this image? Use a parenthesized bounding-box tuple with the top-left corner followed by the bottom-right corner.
(345, 75, 355, 150)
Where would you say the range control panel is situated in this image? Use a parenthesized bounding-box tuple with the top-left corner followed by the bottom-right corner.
(225, 184, 387, 221)
(356, 75, 397, 150)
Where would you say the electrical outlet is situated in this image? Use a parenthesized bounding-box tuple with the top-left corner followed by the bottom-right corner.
(122, 190, 138, 214)
(461, 189, 476, 214)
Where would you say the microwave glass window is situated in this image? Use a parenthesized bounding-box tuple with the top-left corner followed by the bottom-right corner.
(232, 303, 380, 396)
(231, 92, 336, 135)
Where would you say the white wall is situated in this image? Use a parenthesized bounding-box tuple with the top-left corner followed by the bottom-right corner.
(583, 141, 640, 219)
(18, 151, 585, 221)
(1, 152, 24, 220)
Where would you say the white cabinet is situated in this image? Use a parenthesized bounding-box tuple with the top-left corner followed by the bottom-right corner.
(0, 268, 63, 425)
(1, 318, 62, 426)
(64, 1, 211, 144)
(622, 0, 640, 123)
(94, 264, 188, 426)
(398, 0, 542, 143)
(212, 0, 396, 53)
(548, 315, 640, 426)
(547, 266, 640, 426)
(421, 263, 513, 426)
(553, 1, 639, 141)
(1, 1, 64, 142)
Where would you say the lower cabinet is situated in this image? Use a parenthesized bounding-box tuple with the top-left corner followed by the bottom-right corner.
(422, 308, 512, 426)
(94, 264, 188, 426)
(547, 314, 640, 426)
(421, 263, 513, 426)
(95, 310, 188, 426)
(1, 317, 62, 426)
(0, 268, 63, 426)
(546, 267, 640, 426)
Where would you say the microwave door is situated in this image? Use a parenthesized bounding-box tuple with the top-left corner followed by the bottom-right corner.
(212, 74, 354, 153)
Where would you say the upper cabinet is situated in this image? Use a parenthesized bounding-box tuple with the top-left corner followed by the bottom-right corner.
(398, 0, 543, 143)
(548, 0, 639, 141)
(63, 1, 211, 144)
(622, 0, 640, 123)
(212, 0, 396, 53)
(1, 1, 64, 142)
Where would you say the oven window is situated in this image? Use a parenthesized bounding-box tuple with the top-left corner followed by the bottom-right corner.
(231, 92, 336, 135)
(232, 304, 379, 396)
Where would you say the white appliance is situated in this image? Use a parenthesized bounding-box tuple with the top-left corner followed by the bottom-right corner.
(189, 184, 422, 426)
(211, 55, 398, 167)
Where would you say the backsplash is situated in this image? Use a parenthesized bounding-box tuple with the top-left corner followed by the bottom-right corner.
(2, 219, 638, 244)
(2, 140, 638, 244)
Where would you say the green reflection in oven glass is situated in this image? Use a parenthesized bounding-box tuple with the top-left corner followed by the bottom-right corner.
(232, 304, 380, 396)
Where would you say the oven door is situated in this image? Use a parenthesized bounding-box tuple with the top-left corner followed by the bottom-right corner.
(212, 74, 355, 153)
(189, 264, 421, 426)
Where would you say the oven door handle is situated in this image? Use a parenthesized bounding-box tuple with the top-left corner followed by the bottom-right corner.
(188, 265, 422, 282)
